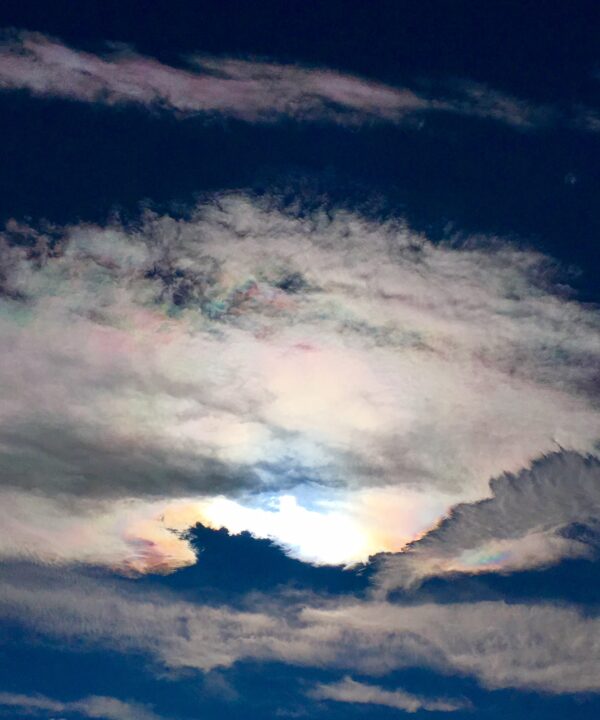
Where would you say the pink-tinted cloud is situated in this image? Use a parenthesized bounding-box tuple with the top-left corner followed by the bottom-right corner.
(0, 30, 428, 122)
(1, 195, 600, 573)
(0, 30, 578, 128)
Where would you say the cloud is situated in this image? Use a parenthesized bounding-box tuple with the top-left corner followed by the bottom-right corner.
(373, 451, 600, 592)
(430, 77, 558, 128)
(0, 30, 427, 123)
(1, 195, 600, 570)
(2, 568, 600, 693)
(0, 30, 587, 129)
(309, 676, 470, 712)
(0, 691, 162, 720)
(0, 492, 201, 574)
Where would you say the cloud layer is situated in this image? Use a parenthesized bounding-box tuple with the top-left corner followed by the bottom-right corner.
(2, 16, 600, 718)
(2, 567, 600, 694)
(1, 195, 600, 570)
(0, 30, 428, 122)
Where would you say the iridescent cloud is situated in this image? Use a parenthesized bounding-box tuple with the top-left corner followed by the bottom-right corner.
(372, 452, 600, 592)
(0, 30, 584, 128)
(1, 195, 599, 571)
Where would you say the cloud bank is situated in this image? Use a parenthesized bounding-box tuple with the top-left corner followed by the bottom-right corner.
(0, 30, 583, 128)
(1, 195, 600, 571)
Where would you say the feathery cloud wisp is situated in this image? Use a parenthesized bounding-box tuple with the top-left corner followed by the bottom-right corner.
(0, 30, 577, 128)
(0, 691, 163, 720)
(309, 677, 470, 712)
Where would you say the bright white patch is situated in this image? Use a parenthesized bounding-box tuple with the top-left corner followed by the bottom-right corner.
(195, 487, 458, 566)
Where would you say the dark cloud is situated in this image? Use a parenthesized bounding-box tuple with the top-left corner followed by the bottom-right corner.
(0, 422, 263, 499)
(373, 452, 600, 591)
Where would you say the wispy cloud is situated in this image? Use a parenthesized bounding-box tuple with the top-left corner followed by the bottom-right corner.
(0, 30, 587, 129)
(309, 676, 470, 712)
(1, 195, 600, 570)
(2, 568, 600, 694)
(0, 30, 428, 123)
(0, 691, 163, 720)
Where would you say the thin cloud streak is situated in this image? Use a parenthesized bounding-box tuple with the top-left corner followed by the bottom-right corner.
(0, 691, 163, 720)
(309, 677, 470, 712)
(0, 30, 428, 122)
(0, 30, 590, 129)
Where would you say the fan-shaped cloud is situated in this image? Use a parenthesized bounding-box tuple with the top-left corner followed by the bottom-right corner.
(373, 452, 600, 592)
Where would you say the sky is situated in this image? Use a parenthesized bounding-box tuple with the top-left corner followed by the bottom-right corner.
(0, 1, 599, 718)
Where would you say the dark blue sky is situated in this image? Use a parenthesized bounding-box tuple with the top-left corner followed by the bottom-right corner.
(0, 3, 599, 720)
(1, 1, 599, 298)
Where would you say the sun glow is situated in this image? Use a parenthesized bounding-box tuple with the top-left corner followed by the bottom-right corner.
(150, 487, 456, 568)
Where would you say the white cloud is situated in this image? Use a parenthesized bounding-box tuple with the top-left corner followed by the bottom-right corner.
(309, 676, 470, 712)
(1, 570, 600, 694)
(0, 691, 162, 720)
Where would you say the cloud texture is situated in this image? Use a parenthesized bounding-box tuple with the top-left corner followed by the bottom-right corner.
(2, 567, 600, 694)
(1, 195, 600, 571)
